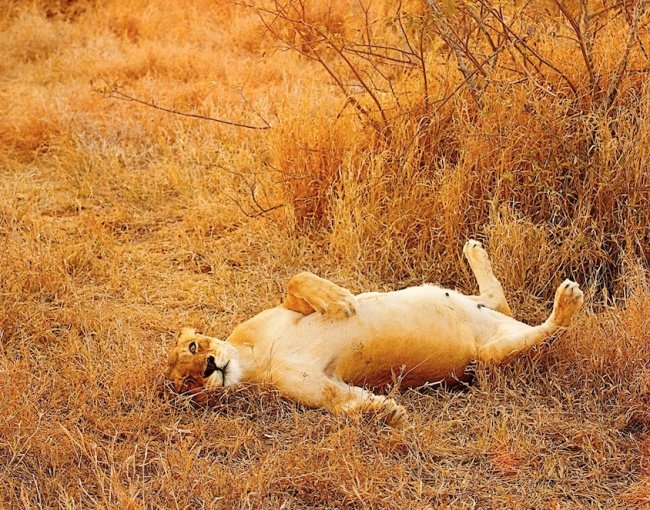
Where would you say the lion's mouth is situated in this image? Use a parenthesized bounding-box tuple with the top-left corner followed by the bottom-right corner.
(204, 356, 230, 385)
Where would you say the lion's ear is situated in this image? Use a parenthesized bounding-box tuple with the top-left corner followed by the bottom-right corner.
(177, 327, 196, 344)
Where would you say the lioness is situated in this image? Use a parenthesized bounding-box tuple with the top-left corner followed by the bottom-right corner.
(166, 241, 583, 427)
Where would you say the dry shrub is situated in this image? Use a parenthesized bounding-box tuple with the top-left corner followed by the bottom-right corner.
(266, 1, 650, 298)
(251, 0, 362, 53)
(266, 97, 364, 228)
(0, 9, 63, 62)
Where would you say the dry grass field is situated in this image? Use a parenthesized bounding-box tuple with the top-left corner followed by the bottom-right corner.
(1, 0, 649, 508)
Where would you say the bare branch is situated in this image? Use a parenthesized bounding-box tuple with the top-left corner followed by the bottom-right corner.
(605, 0, 648, 110)
(94, 82, 272, 130)
(553, 0, 600, 94)
(481, 1, 579, 97)
(426, 0, 487, 107)
(215, 164, 286, 218)
(344, 46, 418, 67)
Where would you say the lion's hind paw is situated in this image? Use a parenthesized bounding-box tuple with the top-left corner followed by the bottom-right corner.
(463, 239, 491, 270)
(551, 279, 584, 327)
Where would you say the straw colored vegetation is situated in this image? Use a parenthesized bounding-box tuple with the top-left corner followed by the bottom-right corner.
(1, 0, 648, 508)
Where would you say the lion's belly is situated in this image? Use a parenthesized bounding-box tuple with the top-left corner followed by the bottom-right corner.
(335, 335, 476, 388)
(300, 286, 499, 388)
(333, 315, 480, 388)
(231, 285, 506, 388)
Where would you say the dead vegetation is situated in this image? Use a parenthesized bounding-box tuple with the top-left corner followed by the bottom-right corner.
(1, 0, 649, 508)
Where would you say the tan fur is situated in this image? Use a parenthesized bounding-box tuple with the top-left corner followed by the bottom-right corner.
(165, 241, 583, 428)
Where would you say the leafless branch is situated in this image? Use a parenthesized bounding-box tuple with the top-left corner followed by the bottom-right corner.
(215, 164, 286, 218)
(481, 1, 579, 97)
(93, 82, 272, 130)
(553, 0, 600, 95)
(605, 0, 648, 110)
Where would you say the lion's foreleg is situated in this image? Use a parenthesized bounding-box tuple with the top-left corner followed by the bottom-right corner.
(284, 272, 357, 318)
(273, 368, 409, 428)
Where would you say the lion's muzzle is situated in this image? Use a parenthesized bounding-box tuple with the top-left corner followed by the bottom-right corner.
(204, 356, 230, 385)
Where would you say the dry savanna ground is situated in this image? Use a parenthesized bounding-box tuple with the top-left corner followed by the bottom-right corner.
(1, 0, 649, 508)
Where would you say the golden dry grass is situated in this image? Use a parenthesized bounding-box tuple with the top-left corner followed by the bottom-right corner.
(1, 0, 649, 508)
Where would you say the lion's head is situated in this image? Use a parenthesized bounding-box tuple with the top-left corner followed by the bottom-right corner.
(165, 328, 243, 392)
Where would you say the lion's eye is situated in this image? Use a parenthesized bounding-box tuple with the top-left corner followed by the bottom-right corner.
(189, 342, 197, 354)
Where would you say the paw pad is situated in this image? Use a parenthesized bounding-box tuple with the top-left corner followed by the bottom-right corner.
(552, 279, 584, 326)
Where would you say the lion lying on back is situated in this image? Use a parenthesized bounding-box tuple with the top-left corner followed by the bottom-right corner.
(165, 241, 583, 428)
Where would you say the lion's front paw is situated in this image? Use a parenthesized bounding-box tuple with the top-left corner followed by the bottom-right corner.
(327, 293, 357, 318)
(313, 290, 357, 319)
(342, 395, 411, 429)
(551, 279, 584, 327)
(381, 400, 411, 429)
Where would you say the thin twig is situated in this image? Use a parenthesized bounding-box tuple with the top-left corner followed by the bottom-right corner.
(215, 164, 286, 218)
(344, 47, 417, 67)
(482, 1, 579, 97)
(604, 0, 648, 110)
(96, 86, 272, 130)
(553, 0, 600, 95)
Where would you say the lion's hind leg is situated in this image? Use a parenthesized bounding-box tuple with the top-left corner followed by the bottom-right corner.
(464, 240, 513, 316)
(477, 279, 584, 363)
(547, 279, 584, 327)
(283, 272, 357, 318)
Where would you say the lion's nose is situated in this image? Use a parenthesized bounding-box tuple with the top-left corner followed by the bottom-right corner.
(204, 356, 218, 378)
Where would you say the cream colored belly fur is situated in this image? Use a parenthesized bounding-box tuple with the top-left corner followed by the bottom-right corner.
(229, 286, 507, 388)
(166, 241, 584, 428)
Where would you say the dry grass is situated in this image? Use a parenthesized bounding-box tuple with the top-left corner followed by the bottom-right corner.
(1, 0, 649, 508)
